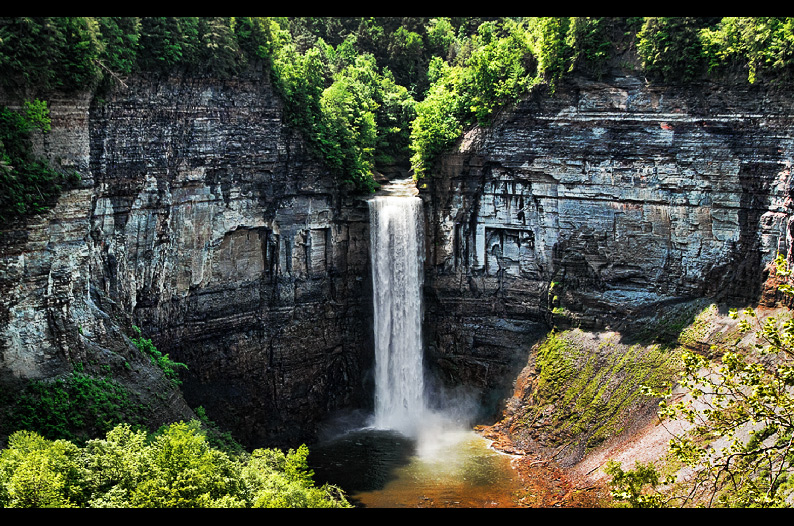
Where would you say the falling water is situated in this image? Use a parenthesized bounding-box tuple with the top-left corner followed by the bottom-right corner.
(369, 192, 427, 436)
(310, 179, 526, 507)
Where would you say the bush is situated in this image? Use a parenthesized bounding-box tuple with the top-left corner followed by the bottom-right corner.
(130, 325, 187, 387)
(6, 371, 143, 444)
(608, 254, 794, 507)
(0, 102, 77, 223)
(0, 423, 352, 508)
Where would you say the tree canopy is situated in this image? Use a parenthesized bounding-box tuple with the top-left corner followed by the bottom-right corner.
(0, 422, 351, 508)
(2, 17, 793, 193)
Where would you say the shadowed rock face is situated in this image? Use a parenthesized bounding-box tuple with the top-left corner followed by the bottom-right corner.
(87, 77, 375, 448)
(420, 75, 794, 413)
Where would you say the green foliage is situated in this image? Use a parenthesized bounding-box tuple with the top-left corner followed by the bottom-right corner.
(466, 20, 536, 122)
(97, 17, 141, 75)
(525, 17, 571, 91)
(130, 325, 187, 387)
(136, 17, 189, 73)
(604, 460, 668, 508)
(409, 59, 466, 179)
(565, 17, 615, 79)
(608, 253, 794, 507)
(0, 431, 85, 508)
(6, 371, 142, 445)
(127, 421, 243, 508)
(193, 406, 245, 456)
(0, 423, 351, 508)
(636, 17, 714, 83)
(21, 99, 51, 133)
(410, 19, 540, 178)
(3, 17, 794, 191)
(0, 17, 66, 93)
(700, 17, 794, 83)
(271, 30, 416, 192)
(232, 17, 278, 65)
(52, 17, 103, 92)
(0, 101, 78, 222)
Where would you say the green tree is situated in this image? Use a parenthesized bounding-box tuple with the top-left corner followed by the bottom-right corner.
(700, 17, 794, 83)
(608, 253, 794, 507)
(466, 20, 536, 122)
(97, 17, 141, 75)
(198, 17, 240, 78)
(636, 17, 716, 83)
(526, 17, 571, 91)
(0, 431, 86, 508)
(426, 17, 456, 61)
(51, 17, 102, 92)
(0, 17, 64, 93)
(565, 17, 615, 79)
(409, 59, 466, 179)
(0, 102, 71, 222)
(81, 424, 148, 507)
(385, 26, 425, 94)
(320, 70, 378, 191)
(129, 421, 243, 508)
(0, 423, 351, 508)
(137, 17, 185, 72)
(232, 17, 278, 66)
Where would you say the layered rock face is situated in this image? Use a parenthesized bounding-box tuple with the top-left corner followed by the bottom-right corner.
(421, 75, 794, 412)
(3, 71, 794, 448)
(1, 75, 373, 447)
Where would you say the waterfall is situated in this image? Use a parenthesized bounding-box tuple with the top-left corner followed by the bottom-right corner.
(369, 193, 426, 436)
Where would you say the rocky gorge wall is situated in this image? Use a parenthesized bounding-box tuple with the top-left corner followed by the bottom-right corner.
(0, 74, 373, 448)
(420, 74, 794, 416)
(2, 70, 794, 450)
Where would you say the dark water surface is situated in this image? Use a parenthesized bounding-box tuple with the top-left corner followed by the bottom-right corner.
(310, 427, 524, 508)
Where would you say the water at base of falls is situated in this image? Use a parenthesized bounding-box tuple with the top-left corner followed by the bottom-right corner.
(310, 425, 524, 508)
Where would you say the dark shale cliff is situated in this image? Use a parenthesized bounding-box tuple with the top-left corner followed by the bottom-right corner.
(420, 74, 794, 419)
(1, 71, 793, 451)
(0, 74, 373, 448)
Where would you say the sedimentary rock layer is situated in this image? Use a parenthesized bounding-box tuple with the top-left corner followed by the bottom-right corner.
(421, 75, 794, 409)
(1, 75, 373, 447)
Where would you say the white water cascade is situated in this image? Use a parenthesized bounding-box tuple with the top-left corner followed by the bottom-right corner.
(369, 181, 427, 437)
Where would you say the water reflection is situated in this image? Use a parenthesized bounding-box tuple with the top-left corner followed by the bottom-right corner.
(310, 426, 523, 508)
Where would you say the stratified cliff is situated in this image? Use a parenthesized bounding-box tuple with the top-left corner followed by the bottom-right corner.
(0, 74, 373, 448)
(2, 70, 793, 450)
(420, 74, 794, 416)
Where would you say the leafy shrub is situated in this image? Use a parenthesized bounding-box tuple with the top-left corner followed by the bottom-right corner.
(0, 102, 78, 222)
(6, 371, 143, 444)
(635, 17, 717, 83)
(608, 254, 794, 507)
(130, 326, 187, 387)
(0, 423, 351, 508)
(700, 17, 794, 83)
